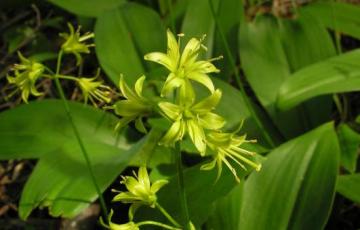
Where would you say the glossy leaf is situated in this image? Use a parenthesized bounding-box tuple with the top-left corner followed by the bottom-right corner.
(0, 100, 160, 219)
(301, 1, 360, 40)
(48, 0, 125, 17)
(240, 122, 340, 230)
(239, 14, 290, 109)
(95, 2, 166, 85)
(277, 49, 360, 110)
(205, 183, 243, 230)
(337, 174, 360, 204)
(337, 124, 360, 173)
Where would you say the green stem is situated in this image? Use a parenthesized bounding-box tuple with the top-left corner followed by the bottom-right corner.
(156, 202, 181, 227)
(174, 142, 190, 230)
(137, 221, 181, 230)
(53, 50, 108, 220)
(207, 0, 276, 147)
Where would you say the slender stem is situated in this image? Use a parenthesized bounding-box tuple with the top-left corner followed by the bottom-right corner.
(208, 0, 276, 147)
(53, 50, 108, 220)
(137, 221, 181, 230)
(156, 202, 181, 227)
(174, 142, 190, 230)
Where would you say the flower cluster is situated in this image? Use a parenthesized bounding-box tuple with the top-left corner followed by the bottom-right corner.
(101, 167, 180, 230)
(6, 23, 111, 106)
(122, 29, 262, 181)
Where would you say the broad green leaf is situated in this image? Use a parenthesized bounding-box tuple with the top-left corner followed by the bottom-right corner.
(240, 122, 340, 230)
(0, 100, 160, 219)
(337, 124, 360, 173)
(239, 14, 290, 109)
(301, 1, 360, 40)
(205, 183, 243, 230)
(95, 2, 166, 85)
(48, 0, 125, 17)
(277, 49, 360, 110)
(337, 174, 360, 204)
(279, 11, 336, 72)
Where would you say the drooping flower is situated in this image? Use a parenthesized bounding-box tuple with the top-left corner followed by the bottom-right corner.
(201, 124, 261, 182)
(77, 71, 112, 105)
(159, 89, 225, 155)
(112, 166, 168, 208)
(100, 209, 139, 230)
(144, 29, 222, 100)
(113, 75, 152, 133)
(7, 52, 45, 103)
(60, 23, 94, 65)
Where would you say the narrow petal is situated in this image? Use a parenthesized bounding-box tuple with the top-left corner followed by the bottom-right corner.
(179, 79, 195, 106)
(150, 179, 168, 193)
(166, 29, 180, 65)
(200, 159, 217, 171)
(160, 120, 184, 146)
(115, 117, 133, 132)
(189, 60, 220, 74)
(158, 102, 182, 120)
(138, 167, 151, 191)
(144, 52, 174, 71)
(161, 73, 184, 97)
(134, 75, 146, 96)
(187, 120, 206, 155)
(119, 75, 138, 101)
(199, 112, 225, 130)
(187, 72, 214, 93)
(192, 89, 222, 114)
(114, 100, 147, 117)
(112, 192, 139, 203)
(180, 38, 201, 67)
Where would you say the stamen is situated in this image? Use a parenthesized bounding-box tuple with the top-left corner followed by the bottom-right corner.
(227, 148, 261, 171)
(208, 55, 223, 62)
(219, 154, 240, 182)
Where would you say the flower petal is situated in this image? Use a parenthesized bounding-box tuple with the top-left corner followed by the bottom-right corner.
(189, 60, 220, 74)
(119, 75, 139, 101)
(144, 52, 174, 71)
(187, 72, 214, 93)
(166, 29, 180, 66)
(160, 120, 185, 146)
(161, 73, 184, 97)
(158, 102, 181, 120)
(138, 166, 151, 191)
(150, 179, 168, 194)
(114, 100, 148, 117)
(199, 112, 225, 130)
(135, 118, 147, 134)
(200, 159, 217, 171)
(192, 89, 222, 114)
(180, 38, 201, 67)
(179, 79, 195, 106)
(134, 75, 146, 96)
(186, 120, 206, 155)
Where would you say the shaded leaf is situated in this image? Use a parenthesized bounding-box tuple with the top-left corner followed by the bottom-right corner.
(48, 0, 125, 17)
(240, 122, 340, 230)
(95, 2, 166, 85)
(337, 124, 360, 173)
(337, 174, 360, 204)
(277, 49, 360, 110)
(0, 100, 160, 219)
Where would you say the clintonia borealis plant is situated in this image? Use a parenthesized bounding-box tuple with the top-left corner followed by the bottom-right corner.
(5, 24, 262, 230)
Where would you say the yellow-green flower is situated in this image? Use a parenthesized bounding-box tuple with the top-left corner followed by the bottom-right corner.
(60, 23, 94, 65)
(77, 73, 112, 105)
(7, 52, 44, 103)
(201, 126, 261, 182)
(144, 29, 221, 99)
(113, 166, 168, 208)
(113, 75, 152, 133)
(159, 89, 225, 155)
(100, 210, 139, 230)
